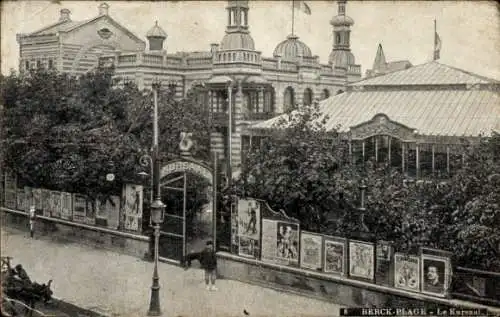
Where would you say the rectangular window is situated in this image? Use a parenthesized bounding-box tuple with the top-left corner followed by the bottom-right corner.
(48, 59, 54, 69)
(36, 60, 41, 69)
(25, 61, 30, 70)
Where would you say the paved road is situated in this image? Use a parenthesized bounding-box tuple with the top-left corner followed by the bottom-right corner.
(1, 227, 342, 317)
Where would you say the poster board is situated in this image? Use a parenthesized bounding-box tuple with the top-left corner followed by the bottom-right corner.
(72, 194, 87, 223)
(85, 197, 96, 225)
(3, 170, 17, 209)
(323, 236, 347, 276)
(237, 198, 261, 259)
(420, 247, 452, 298)
(394, 253, 420, 292)
(60, 192, 73, 220)
(96, 195, 120, 229)
(33, 188, 43, 215)
(50, 191, 62, 219)
(230, 201, 239, 254)
(16, 188, 27, 212)
(349, 240, 375, 281)
(41, 189, 52, 217)
(262, 219, 299, 267)
(376, 240, 394, 286)
(300, 231, 323, 271)
(122, 184, 143, 232)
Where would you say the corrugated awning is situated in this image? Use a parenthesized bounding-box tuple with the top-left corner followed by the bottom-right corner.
(206, 75, 233, 85)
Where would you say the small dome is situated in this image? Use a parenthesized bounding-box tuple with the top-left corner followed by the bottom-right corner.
(273, 34, 313, 60)
(329, 50, 355, 67)
(220, 32, 255, 50)
(146, 21, 167, 38)
(330, 15, 354, 27)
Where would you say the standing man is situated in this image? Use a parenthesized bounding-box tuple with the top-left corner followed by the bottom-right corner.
(29, 204, 36, 239)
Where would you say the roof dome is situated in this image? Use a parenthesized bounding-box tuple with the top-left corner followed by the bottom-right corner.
(329, 50, 355, 67)
(273, 34, 313, 60)
(220, 32, 255, 50)
(330, 15, 354, 27)
(146, 21, 167, 38)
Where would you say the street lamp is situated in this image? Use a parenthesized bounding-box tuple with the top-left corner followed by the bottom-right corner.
(358, 179, 369, 235)
(147, 79, 166, 316)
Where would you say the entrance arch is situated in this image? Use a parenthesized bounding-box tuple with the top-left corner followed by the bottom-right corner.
(157, 157, 217, 264)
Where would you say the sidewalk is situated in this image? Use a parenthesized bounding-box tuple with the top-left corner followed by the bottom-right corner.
(1, 227, 342, 317)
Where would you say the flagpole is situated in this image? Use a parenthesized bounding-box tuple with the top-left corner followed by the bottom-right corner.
(433, 19, 437, 61)
(292, 0, 295, 36)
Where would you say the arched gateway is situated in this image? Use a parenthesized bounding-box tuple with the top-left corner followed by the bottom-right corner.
(157, 155, 218, 264)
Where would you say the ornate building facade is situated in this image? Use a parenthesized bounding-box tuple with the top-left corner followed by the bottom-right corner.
(16, 1, 362, 172)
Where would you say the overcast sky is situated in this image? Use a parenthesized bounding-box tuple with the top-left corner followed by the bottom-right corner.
(1, 1, 499, 79)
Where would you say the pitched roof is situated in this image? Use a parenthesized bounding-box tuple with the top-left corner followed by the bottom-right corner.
(252, 89, 499, 138)
(352, 61, 498, 87)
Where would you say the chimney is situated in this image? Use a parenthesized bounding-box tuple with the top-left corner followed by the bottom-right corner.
(99, 3, 109, 16)
(59, 8, 71, 22)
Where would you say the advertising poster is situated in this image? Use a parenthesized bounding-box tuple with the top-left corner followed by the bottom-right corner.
(16, 188, 27, 212)
(421, 254, 449, 297)
(237, 199, 261, 258)
(4, 171, 17, 209)
(376, 240, 393, 286)
(41, 189, 52, 217)
(98, 195, 120, 230)
(72, 194, 87, 223)
(50, 191, 62, 218)
(60, 192, 73, 220)
(276, 222, 299, 266)
(122, 184, 143, 232)
(85, 197, 96, 225)
(261, 219, 278, 264)
(300, 231, 323, 271)
(324, 238, 346, 275)
(349, 240, 375, 281)
(394, 253, 420, 292)
(33, 188, 43, 215)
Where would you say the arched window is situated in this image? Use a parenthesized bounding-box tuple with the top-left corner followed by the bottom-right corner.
(264, 88, 274, 113)
(321, 89, 330, 100)
(303, 88, 313, 106)
(283, 87, 295, 112)
(335, 32, 341, 45)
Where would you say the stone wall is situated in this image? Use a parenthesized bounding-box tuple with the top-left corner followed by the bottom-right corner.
(2, 209, 150, 259)
(216, 252, 499, 312)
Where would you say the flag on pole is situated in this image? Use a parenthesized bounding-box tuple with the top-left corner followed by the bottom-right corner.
(293, 1, 312, 15)
(433, 20, 442, 60)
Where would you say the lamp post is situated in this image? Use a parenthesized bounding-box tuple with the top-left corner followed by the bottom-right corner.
(359, 179, 369, 235)
(139, 154, 154, 227)
(147, 80, 166, 316)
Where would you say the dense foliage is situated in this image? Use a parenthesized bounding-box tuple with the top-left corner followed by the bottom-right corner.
(0, 67, 211, 229)
(225, 103, 500, 271)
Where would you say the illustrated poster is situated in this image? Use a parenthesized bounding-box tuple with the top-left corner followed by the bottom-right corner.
(50, 191, 62, 218)
(41, 189, 52, 217)
(237, 199, 261, 258)
(3, 171, 17, 209)
(72, 194, 87, 223)
(324, 238, 346, 275)
(349, 240, 375, 281)
(394, 253, 420, 292)
(421, 255, 449, 297)
(60, 192, 73, 220)
(261, 219, 278, 264)
(122, 184, 143, 232)
(300, 231, 322, 270)
(276, 222, 299, 266)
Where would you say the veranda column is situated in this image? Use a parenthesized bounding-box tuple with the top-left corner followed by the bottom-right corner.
(258, 88, 264, 113)
(402, 142, 406, 175)
(362, 140, 366, 164)
(432, 144, 436, 175)
(375, 136, 379, 162)
(388, 137, 392, 166)
(349, 140, 353, 165)
(446, 145, 450, 174)
(416, 142, 420, 179)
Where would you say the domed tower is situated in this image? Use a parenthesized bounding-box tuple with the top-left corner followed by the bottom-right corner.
(219, 0, 255, 51)
(273, 34, 313, 62)
(146, 21, 167, 51)
(329, 0, 356, 70)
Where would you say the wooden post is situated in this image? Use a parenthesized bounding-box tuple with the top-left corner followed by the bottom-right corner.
(212, 152, 218, 249)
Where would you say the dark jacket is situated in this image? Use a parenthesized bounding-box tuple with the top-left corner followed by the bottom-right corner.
(185, 249, 217, 270)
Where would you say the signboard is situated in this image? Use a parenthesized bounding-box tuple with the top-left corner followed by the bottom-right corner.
(349, 240, 375, 281)
(72, 194, 87, 223)
(3, 170, 17, 209)
(376, 240, 393, 286)
(262, 219, 299, 267)
(300, 231, 323, 271)
(122, 184, 143, 232)
(160, 161, 212, 185)
(50, 191, 62, 218)
(323, 237, 347, 275)
(421, 254, 451, 297)
(42, 189, 52, 217)
(394, 253, 420, 292)
(237, 199, 261, 258)
(60, 192, 73, 220)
